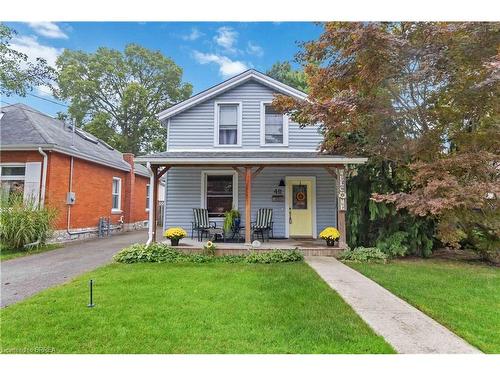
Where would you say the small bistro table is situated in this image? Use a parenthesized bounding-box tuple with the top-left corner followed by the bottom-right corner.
(208, 227, 225, 242)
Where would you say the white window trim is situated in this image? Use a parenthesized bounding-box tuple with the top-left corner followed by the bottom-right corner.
(214, 101, 242, 147)
(0, 163, 26, 181)
(260, 101, 289, 147)
(145, 183, 150, 212)
(112, 177, 122, 213)
(200, 170, 239, 215)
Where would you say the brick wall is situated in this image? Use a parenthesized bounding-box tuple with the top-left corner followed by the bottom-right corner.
(1, 150, 149, 232)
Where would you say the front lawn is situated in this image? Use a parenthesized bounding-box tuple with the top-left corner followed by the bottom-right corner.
(0, 243, 62, 262)
(0, 262, 394, 354)
(349, 259, 500, 353)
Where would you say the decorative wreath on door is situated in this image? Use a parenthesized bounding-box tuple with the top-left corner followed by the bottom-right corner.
(295, 191, 306, 202)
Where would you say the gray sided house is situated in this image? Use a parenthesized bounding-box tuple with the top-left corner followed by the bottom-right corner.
(136, 70, 367, 246)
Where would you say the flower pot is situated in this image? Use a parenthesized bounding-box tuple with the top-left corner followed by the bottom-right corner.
(326, 239, 336, 247)
(170, 238, 180, 246)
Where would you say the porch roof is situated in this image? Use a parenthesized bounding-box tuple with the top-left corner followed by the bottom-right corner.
(135, 151, 367, 166)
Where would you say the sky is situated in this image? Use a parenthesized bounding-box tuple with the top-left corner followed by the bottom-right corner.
(3, 22, 322, 116)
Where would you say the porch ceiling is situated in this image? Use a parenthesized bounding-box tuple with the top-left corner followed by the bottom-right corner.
(135, 151, 367, 166)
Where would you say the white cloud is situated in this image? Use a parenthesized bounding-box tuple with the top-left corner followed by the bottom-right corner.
(10, 35, 62, 97)
(182, 28, 203, 41)
(27, 22, 68, 39)
(246, 41, 264, 57)
(193, 51, 248, 78)
(10, 35, 62, 67)
(213, 26, 239, 54)
(35, 84, 57, 98)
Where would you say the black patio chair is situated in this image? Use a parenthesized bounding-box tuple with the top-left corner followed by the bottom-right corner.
(251, 208, 274, 242)
(191, 208, 216, 241)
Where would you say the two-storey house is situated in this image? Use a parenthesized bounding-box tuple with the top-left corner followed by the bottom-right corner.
(136, 70, 367, 247)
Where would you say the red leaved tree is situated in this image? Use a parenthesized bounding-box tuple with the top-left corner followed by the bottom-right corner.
(273, 22, 500, 262)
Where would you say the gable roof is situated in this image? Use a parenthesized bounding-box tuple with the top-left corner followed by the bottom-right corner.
(157, 69, 308, 121)
(0, 103, 149, 177)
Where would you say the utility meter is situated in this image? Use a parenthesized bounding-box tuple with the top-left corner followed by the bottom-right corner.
(66, 192, 76, 204)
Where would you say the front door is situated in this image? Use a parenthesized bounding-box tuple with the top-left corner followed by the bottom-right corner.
(287, 177, 314, 237)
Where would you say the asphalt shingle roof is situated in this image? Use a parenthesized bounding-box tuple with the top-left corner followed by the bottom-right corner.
(1, 103, 149, 177)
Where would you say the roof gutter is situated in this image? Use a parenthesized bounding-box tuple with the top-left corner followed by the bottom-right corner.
(1, 144, 132, 173)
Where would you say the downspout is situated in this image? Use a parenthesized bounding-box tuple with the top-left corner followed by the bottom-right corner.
(146, 162, 154, 246)
(64, 121, 98, 237)
(66, 155, 98, 236)
(37, 147, 48, 207)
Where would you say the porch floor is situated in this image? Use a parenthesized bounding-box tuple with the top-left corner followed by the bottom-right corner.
(161, 237, 343, 257)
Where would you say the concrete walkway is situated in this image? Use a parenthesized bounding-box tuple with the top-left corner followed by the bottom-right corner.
(305, 257, 481, 354)
(1, 230, 148, 308)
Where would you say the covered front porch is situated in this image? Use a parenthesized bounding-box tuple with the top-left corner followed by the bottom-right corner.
(136, 151, 367, 248)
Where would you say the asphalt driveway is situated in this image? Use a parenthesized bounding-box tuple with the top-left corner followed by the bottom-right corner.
(1, 230, 148, 308)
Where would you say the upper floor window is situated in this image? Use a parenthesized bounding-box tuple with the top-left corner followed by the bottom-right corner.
(260, 102, 288, 146)
(112, 177, 121, 212)
(215, 102, 241, 146)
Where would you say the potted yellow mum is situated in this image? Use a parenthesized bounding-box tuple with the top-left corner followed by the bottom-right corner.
(164, 227, 187, 246)
(319, 227, 341, 247)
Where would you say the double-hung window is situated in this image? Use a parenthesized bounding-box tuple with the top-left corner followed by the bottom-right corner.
(215, 102, 241, 146)
(203, 172, 237, 217)
(0, 165, 26, 200)
(260, 102, 288, 146)
(112, 177, 121, 212)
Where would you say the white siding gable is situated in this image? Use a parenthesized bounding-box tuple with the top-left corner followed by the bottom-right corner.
(167, 79, 323, 151)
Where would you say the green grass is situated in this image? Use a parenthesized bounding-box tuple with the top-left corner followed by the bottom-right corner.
(348, 259, 500, 353)
(0, 243, 62, 261)
(0, 262, 394, 354)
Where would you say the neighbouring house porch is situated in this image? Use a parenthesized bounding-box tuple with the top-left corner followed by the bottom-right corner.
(135, 151, 367, 247)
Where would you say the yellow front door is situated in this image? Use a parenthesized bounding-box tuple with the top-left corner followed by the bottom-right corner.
(287, 178, 314, 237)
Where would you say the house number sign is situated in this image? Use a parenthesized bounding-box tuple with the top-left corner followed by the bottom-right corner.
(272, 187, 284, 202)
(337, 168, 347, 211)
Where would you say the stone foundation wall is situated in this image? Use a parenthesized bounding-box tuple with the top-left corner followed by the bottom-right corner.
(50, 220, 148, 243)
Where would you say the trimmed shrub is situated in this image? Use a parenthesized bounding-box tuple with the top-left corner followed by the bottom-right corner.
(376, 231, 409, 257)
(0, 193, 57, 250)
(339, 247, 388, 263)
(113, 244, 304, 264)
(245, 249, 304, 263)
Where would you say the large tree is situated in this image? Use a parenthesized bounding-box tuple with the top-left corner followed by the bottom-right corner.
(56, 44, 192, 154)
(266, 61, 309, 92)
(0, 24, 54, 97)
(273, 22, 500, 262)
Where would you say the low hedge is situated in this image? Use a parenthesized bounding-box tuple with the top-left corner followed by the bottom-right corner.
(339, 247, 388, 263)
(113, 243, 304, 264)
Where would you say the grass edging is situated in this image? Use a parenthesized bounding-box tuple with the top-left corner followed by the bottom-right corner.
(0, 243, 63, 262)
(347, 259, 499, 353)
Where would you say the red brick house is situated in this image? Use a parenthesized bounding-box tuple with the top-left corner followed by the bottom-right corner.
(0, 103, 152, 241)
